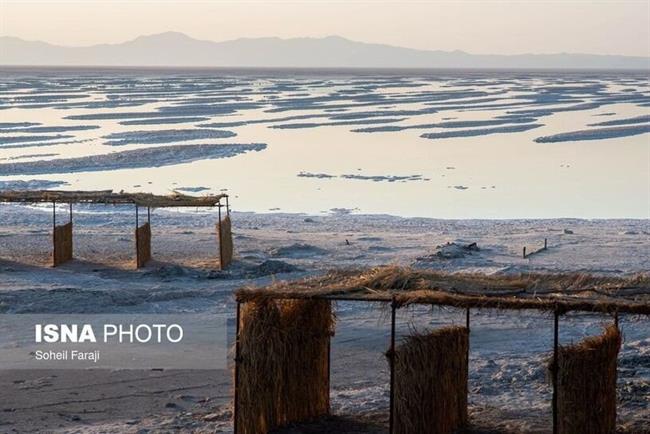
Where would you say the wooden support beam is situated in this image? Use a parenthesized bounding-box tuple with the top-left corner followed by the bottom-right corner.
(52, 201, 56, 266)
(389, 297, 397, 434)
(552, 310, 560, 434)
(217, 204, 223, 269)
(466, 308, 471, 357)
(233, 301, 241, 434)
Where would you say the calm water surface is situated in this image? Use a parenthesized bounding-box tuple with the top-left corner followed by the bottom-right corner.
(0, 68, 648, 218)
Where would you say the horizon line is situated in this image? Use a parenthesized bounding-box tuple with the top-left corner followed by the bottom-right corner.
(2, 65, 650, 73)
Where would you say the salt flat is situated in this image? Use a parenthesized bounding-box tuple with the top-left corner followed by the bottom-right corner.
(0, 205, 647, 432)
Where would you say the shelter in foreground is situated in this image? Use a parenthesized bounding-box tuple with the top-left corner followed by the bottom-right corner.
(233, 267, 649, 434)
(0, 190, 233, 269)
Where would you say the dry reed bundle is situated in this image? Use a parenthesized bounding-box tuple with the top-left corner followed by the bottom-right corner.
(236, 266, 650, 315)
(240, 266, 650, 297)
(0, 189, 225, 207)
(218, 214, 233, 270)
(53, 222, 73, 266)
(393, 326, 468, 434)
(551, 325, 621, 434)
(237, 298, 334, 434)
(135, 222, 151, 268)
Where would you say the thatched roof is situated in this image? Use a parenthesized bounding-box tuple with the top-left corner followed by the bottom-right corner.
(0, 189, 226, 207)
(236, 266, 650, 315)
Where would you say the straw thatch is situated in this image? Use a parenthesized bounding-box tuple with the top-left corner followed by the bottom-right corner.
(0, 189, 226, 207)
(135, 223, 151, 268)
(236, 266, 650, 315)
(218, 215, 233, 270)
(393, 326, 468, 434)
(53, 222, 73, 266)
(237, 298, 334, 434)
(551, 325, 621, 434)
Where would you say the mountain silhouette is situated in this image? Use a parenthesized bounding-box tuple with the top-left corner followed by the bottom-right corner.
(1, 32, 647, 69)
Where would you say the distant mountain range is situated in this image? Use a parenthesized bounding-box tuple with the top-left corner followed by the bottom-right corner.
(1, 32, 648, 70)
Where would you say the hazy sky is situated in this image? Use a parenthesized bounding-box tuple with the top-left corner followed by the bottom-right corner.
(2, 0, 649, 56)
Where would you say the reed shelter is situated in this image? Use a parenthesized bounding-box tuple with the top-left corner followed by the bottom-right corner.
(0, 189, 233, 269)
(233, 266, 650, 434)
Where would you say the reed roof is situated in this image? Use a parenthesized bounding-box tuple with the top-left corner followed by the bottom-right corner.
(0, 190, 226, 207)
(236, 266, 650, 315)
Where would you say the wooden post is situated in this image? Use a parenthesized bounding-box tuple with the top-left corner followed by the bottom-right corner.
(217, 204, 224, 269)
(466, 307, 471, 404)
(226, 195, 230, 215)
(234, 301, 241, 434)
(135, 205, 139, 267)
(552, 312, 559, 433)
(389, 297, 397, 434)
(69, 202, 73, 259)
(544, 238, 548, 250)
(327, 327, 331, 413)
(523, 246, 527, 258)
(52, 201, 56, 266)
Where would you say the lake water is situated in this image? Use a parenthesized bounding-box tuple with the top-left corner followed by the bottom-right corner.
(0, 67, 648, 218)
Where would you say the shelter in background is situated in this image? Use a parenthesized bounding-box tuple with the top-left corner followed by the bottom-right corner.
(0, 190, 233, 269)
(233, 267, 649, 434)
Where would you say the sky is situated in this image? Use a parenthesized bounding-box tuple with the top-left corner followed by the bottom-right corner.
(1, 0, 649, 57)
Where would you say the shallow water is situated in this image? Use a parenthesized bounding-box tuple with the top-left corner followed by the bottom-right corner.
(0, 68, 648, 218)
